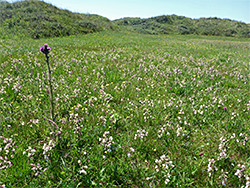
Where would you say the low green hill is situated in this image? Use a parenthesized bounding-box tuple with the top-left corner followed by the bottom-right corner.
(114, 15, 250, 37)
(0, 0, 116, 39)
(0, 0, 249, 39)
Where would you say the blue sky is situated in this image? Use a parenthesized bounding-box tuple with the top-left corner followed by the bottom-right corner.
(8, 0, 250, 23)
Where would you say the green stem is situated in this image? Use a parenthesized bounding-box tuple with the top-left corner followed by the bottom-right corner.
(45, 53, 55, 121)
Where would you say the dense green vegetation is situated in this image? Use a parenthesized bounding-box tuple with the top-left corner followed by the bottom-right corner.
(0, 31, 249, 187)
(0, 0, 116, 39)
(0, 0, 250, 187)
(114, 15, 250, 37)
(0, 0, 249, 39)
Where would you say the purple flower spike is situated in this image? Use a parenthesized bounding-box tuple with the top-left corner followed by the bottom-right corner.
(44, 43, 48, 47)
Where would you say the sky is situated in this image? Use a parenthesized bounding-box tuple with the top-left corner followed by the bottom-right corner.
(7, 0, 250, 23)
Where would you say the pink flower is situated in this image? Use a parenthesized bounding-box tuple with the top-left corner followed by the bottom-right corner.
(199, 152, 204, 156)
(40, 46, 44, 52)
(223, 107, 227, 110)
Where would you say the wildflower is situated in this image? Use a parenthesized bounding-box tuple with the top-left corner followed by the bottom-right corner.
(155, 155, 174, 184)
(146, 177, 153, 180)
(246, 176, 250, 188)
(80, 169, 87, 175)
(208, 158, 218, 177)
(40, 44, 51, 55)
(130, 147, 135, 152)
(199, 152, 204, 156)
(134, 129, 148, 140)
(235, 164, 245, 179)
(40, 43, 54, 121)
(223, 107, 227, 110)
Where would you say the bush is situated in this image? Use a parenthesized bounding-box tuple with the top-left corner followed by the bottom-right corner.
(178, 25, 191, 34)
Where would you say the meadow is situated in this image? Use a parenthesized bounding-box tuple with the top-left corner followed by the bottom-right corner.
(0, 31, 250, 187)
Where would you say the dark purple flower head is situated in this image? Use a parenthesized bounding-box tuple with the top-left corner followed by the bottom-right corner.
(40, 43, 51, 55)
(199, 152, 204, 156)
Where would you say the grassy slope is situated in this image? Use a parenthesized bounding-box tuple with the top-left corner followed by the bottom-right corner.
(0, 0, 116, 39)
(0, 31, 249, 187)
(114, 15, 250, 37)
(0, 0, 250, 39)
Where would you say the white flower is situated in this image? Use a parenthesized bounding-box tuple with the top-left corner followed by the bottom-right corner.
(146, 177, 153, 180)
(130, 147, 135, 152)
(165, 178, 170, 184)
(79, 169, 87, 175)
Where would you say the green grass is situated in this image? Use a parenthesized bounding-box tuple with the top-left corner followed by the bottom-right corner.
(0, 31, 250, 187)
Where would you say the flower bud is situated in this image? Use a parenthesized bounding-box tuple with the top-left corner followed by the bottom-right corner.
(40, 46, 44, 52)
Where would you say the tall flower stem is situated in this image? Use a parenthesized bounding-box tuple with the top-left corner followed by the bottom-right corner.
(40, 44, 55, 123)
(45, 53, 55, 121)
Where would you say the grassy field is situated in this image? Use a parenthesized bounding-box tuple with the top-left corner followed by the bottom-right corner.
(0, 32, 250, 187)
